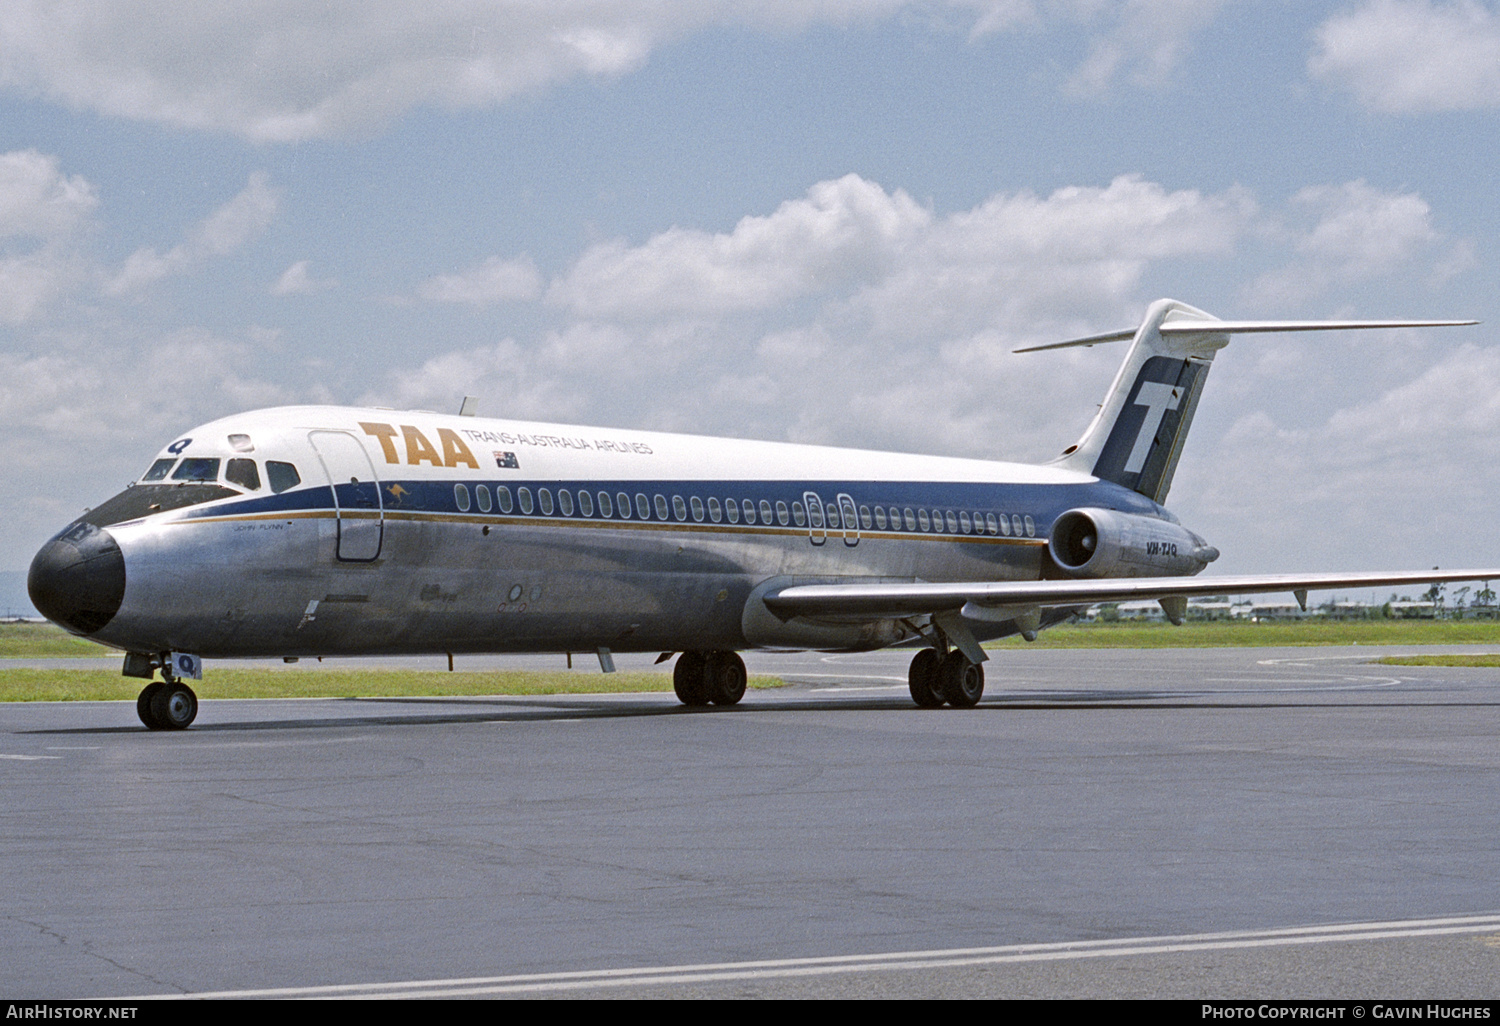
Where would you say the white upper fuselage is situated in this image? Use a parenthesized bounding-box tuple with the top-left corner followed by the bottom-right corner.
(45, 403, 1175, 659)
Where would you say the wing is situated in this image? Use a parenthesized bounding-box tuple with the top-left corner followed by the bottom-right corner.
(763, 568, 1500, 632)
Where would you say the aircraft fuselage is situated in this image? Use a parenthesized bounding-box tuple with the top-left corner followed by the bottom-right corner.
(32, 405, 1177, 659)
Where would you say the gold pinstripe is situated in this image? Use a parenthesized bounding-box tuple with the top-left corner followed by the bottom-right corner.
(172, 508, 1047, 546)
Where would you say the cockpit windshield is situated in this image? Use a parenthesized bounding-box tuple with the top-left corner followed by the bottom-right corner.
(172, 458, 221, 482)
(141, 458, 175, 482)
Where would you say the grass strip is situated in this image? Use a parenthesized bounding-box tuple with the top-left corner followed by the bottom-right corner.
(0, 667, 786, 703)
(0, 623, 114, 658)
(1373, 654, 1500, 668)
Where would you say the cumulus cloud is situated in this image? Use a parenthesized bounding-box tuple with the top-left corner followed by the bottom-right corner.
(550, 173, 1251, 335)
(549, 175, 931, 318)
(419, 255, 541, 306)
(1063, 0, 1228, 96)
(106, 172, 278, 295)
(1311, 0, 1500, 112)
(0, 1, 917, 143)
(1183, 340, 1500, 572)
(1245, 181, 1459, 306)
(271, 260, 337, 296)
(0, 149, 97, 323)
(0, 2, 1239, 142)
(390, 173, 1259, 458)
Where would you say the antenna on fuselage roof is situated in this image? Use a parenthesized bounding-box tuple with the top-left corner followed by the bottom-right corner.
(458, 396, 479, 417)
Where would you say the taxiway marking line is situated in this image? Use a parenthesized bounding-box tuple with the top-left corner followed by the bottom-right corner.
(121, 912, 1500, 999)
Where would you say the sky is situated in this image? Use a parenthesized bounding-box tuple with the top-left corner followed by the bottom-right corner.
(3, 0, 1499, 611)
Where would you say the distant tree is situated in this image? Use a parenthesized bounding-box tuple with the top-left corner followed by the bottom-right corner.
(1476, 583, 1496, 619)
(1454, 586, 1471, 620)
(1424, 580, 1447, 618)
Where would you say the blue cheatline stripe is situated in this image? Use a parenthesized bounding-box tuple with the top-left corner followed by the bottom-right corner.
(179, 476, 1160, 539)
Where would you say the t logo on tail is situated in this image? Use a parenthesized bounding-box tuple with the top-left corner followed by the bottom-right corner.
(1124, 381, 1182, 474)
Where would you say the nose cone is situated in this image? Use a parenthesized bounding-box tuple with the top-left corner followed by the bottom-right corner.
(28, 521, 126, 635)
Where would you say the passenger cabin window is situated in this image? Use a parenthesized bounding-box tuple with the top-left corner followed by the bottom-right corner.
(708, 497, 722, 522)
(776, 501, 789, 525)
(476, 485, 492, 513)
(759, 500, 773, 523)
(266, 461, 301, 494)
(142, 459, 175, 482)
(172, 458, 220, 482)
(654, 494, 669, 520)
(225, 458, 261, 491)
(454, 483, 471, 511)
(496, 486, 513, 513)
(635, 493, 650, 519)
(578, 490, 593, 517)
(518, 487, 534, 514)
(598, 491, 613, 517)
(538, 489, 554, 515)
(792, 502, 806, 526)
(726, 499, 739, 524)
(672, 495, 687, 521)
(691, 496, 704, 521)
(874, 507, 888, 529)
(557, 490, 573, 516)
(743, 500, 756, 525)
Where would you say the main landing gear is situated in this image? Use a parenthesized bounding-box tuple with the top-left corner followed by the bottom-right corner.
(907, 647, 984, 708)
(136, 679, 199, 730)
(673, 650, 748, 707)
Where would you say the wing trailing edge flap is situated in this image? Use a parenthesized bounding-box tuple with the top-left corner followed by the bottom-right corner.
(761, 569, 1500, 622)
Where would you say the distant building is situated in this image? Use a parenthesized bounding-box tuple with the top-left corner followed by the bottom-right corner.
(1388, 601, 1437, 619)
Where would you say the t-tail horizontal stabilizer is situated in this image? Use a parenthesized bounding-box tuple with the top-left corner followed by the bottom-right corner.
(1026, 299, 1477, 504)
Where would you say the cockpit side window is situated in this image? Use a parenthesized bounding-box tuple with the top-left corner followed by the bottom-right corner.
(225, 458, 261, 491)
(172, 458, 221, 482)
(266, 461, 301, 494)
(141, 458, 176, 482)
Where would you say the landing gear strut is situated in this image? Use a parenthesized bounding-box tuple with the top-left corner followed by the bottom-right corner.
(673, 650, 747, 707)
(136, 678, 198, 730)
(908, 648, 984, 708)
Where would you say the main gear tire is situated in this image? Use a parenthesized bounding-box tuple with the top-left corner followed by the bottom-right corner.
(908, 649, 945, 707)
(673, 651, 711, 706)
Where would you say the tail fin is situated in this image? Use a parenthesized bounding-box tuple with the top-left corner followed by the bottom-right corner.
(1028, 299, 1477, 504)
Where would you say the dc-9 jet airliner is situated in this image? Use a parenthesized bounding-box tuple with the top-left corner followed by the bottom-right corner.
(28, 299, 1495, 729)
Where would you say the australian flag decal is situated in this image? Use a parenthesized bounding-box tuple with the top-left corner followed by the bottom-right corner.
(494, 451, 520, 469)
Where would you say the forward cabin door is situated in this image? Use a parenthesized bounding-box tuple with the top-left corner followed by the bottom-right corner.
(309, 430, 384, 562)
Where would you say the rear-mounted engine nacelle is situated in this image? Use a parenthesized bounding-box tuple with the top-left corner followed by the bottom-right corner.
(1048, 507, 1219, 578)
